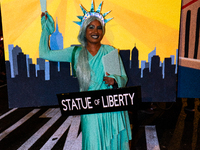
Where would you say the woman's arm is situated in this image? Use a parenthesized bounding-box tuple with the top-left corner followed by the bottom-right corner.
(39, 12, 74, 62)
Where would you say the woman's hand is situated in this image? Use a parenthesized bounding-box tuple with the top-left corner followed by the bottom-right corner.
(41, 12, 47, 20)
(103, 72, 116, 86)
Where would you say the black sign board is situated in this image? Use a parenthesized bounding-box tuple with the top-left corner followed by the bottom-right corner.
(57, 86, 141, 116)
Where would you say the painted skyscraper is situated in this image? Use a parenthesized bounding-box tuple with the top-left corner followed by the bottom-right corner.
(50, 18, 63, 72)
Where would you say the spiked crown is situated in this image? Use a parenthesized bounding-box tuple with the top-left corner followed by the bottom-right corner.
(74, 1, 113, 27)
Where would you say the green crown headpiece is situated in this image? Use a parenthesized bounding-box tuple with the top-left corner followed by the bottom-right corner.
(74, 1, 113, 27)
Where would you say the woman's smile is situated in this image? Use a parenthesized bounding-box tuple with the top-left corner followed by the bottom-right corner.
(91, 35, 99, 39)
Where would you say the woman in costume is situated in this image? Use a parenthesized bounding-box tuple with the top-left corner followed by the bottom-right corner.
(39, 1, 132, 150)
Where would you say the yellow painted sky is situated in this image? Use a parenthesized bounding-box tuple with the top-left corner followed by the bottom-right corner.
(1, 0, 181, 64)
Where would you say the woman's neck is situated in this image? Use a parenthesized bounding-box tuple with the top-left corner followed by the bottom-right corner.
(86, 43, 101, 56)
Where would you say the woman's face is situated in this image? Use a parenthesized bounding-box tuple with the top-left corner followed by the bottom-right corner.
(85, 20, 104, 45)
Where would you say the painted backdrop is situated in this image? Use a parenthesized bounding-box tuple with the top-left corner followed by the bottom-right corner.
(1, 0, 181, 107)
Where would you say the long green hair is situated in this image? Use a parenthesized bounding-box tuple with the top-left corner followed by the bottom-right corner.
(76, 16, 105, 91)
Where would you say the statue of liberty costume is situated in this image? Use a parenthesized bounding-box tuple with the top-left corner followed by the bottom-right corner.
(39, 1, 132, 149)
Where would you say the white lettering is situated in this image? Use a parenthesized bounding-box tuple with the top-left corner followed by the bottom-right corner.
(113, 95, 119, 106)
(62, 100, 68, 111)
(87, 97, 93, 109)
(129, 93, 135, 105)
(71, 99, 79, 110)
(75, 98, 82, 109)
(106, 96, 109, 107)
(123, 94, 129, 105)
(81, 98, 87, 109)
(109, 95, 114, 107)
(102, 96, 108, 108)
(66, 99, 71, 110)
(118, 94, 124, 106)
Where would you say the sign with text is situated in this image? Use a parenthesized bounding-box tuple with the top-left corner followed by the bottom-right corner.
(57, 86, 141, 116)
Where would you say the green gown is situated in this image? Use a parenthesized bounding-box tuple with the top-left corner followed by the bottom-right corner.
(39, 13, 132, 150)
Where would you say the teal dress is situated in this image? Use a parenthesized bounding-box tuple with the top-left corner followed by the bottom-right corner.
(39, 13, 132, 150)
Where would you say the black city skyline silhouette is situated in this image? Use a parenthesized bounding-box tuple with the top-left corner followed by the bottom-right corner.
(6, 45, 177, 108)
